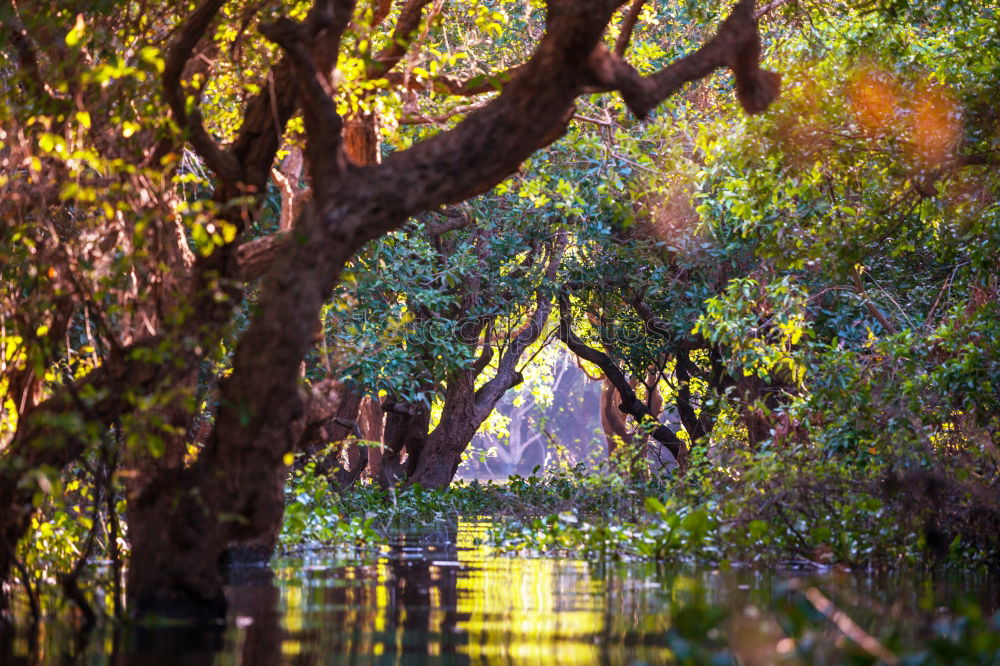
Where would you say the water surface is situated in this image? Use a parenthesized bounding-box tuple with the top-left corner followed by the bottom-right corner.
(5, 519, 998, 664)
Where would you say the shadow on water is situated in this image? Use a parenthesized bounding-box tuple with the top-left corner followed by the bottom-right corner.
(3, 519, 999, 664)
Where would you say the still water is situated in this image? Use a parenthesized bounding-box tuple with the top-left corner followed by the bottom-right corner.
(5, 519, 999, 664)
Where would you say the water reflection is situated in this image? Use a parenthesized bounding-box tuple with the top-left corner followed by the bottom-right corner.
(4, 519, 999, 664)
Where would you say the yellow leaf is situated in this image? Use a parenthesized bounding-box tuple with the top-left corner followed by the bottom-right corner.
(65, 14, 86, 47)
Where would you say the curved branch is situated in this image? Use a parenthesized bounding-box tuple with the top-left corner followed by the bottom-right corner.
(367, 0, 436, 79)
(475, 235, 567, 411)
(162, 0, 241, 185)
(614, 0, 647, 56)
(345, 0, 777, 250)
(586, 0, 780, 117)
(260, 13, 350, 190)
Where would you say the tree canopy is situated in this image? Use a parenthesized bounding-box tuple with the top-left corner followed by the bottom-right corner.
(1, 0, 998, 630)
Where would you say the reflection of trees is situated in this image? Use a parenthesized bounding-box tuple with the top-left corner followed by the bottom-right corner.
(112, 563, 279, 666)
(384, 528, 468, 663)
(278, 524, 470, 664)
(223, 564, 283, 666)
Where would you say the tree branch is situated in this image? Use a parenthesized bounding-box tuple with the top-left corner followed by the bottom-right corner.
(631, 297, 675, 341)
(423, 207, 472, 236)
(367, 0, 436, 79)
(475, 235, 567, 412)
(383, 65, 525, 97)
(162, 0, 241, 185)
(851, 266, 898, 335)
(614, 0, 647, 56)
(586, 0, 780, 117)
(3, 2, 49, 101)
(260, 8, 353, 192)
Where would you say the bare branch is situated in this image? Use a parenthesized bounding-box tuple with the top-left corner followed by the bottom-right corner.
(614, 0, 647, 56)
(803, 587, 900, 665)
(162, 0, 241, 185)
(367, 0, 436, 79)
(851, 266, 898, 335)
(383, 65, 524, 96)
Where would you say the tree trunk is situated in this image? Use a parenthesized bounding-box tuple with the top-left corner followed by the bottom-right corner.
(126, 191, 357, 617)
(674, 349, 712, 444)
(601, 380, 633, 457)
(378, 398, 430, 489)
(407, 240, 564, 489)
(407, 374, 481, 489)
(358, 396, 385, 478)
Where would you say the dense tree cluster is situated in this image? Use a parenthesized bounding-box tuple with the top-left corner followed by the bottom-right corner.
(1, 0, 997, 630)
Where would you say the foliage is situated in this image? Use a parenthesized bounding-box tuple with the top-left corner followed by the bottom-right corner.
(283, 447, 999, 569)
(3, 0, 999, 647)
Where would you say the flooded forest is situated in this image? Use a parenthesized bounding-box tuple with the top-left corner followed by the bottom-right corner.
(1, 0, 999, 663)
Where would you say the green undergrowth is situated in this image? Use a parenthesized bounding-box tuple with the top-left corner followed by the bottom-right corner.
(281, 449, 1000, 570)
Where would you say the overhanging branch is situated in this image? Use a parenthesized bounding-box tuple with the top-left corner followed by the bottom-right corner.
(586, 0, 780, 117)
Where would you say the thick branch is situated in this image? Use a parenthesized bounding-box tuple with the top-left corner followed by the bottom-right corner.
(234, 233, 285, 281)
(631, 298, 675, 341)
(675, 349, 709, 442)
(423, 207, 472, 236)
(370, 0, 394, 27)
(587, 0, 780, 117)
(260, 10, 352, 191)
(217, 0, 356, 209)
(342, 0, 776, 252)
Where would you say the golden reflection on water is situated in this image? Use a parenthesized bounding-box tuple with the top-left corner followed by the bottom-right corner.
(454, 521, 633, 664)
(5, 519, 999, 664)
(271, 519, 675, 664)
